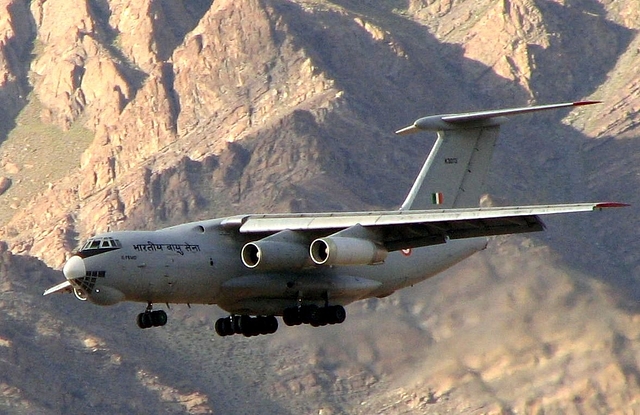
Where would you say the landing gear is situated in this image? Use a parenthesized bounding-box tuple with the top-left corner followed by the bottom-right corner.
(215, 315, 278, 337)
(282, 305, 346, 327)
(136, 303, 168, 329)
(215, 305, 347, 337)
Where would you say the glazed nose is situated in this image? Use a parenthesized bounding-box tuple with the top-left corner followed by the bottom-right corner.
(63, 255, 86, 280)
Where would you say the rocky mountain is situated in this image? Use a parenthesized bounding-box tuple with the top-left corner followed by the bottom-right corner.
(0, 0, 639, 413)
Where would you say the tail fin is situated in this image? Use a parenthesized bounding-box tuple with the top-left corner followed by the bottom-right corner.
(396, 101, 600, 211)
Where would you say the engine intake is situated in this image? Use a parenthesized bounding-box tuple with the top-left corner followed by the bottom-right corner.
(310, 236, 388, 266)
(241, 230, 311, 271)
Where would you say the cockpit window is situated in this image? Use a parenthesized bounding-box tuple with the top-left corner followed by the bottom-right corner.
(80, 237, 122, 252)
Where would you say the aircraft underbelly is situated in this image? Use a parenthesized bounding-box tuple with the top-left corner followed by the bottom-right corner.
(336, 237, 487, 295)
(215, 237, 486, 315)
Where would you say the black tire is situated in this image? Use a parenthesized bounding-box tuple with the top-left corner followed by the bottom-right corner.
(265, 315, 278, 334)
(300, 305, 318, 325)
(137, 312, 152, 329)
(151, 310, 168, 327)
(231, 316, 243, 334)
(255, 316, 278, 335)
(283, 307, 301, 326)
(240, 315, 256, 337)
(310, 308, 326, 327)
(215, 317, 232, 336)
(329, 305, 346, 324)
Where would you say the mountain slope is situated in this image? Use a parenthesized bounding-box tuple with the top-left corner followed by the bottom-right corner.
(0, 0, 639, 413)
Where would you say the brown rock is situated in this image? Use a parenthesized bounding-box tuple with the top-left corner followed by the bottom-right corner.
(3, 162, 20, 174)
(0, 177, 12, 195)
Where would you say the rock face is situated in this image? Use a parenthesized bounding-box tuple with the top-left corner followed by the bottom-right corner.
(0, 0, 31, 139)
(0, 0, 639, 413)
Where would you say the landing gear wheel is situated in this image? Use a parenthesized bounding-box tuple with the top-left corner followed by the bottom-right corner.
(151, 310, 168, 327)
(239, 315, 257, 337)
(215, 315, 279, 337)
(300, 305, 318, 325)
(137, 312, 153, 329)
(215, 317, 235, 336)
(327, 305, 346, 324)
(264, 315, 278, 334)
(281, 304, 347, 328)
(136, 303, 168, 329)
(283, 307, 302, 326)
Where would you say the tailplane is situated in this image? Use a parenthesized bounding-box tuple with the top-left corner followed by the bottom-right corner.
(396, 101, 599, 211)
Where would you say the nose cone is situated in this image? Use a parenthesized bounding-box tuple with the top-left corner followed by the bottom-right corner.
(63, 255, 86, 280)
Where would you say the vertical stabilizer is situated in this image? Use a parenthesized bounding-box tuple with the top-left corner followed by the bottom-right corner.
(400, 126, 499, 210)
(396, 101, 600, 211)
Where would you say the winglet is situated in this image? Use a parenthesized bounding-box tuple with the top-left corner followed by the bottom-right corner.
(573, 100, 602, 106)
(593, 202, 630, 210)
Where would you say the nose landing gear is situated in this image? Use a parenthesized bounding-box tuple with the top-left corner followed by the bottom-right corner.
(136, 303, 168, 329)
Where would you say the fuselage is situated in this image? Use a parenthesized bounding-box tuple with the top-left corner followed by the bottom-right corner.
(65, 217, 487, 316)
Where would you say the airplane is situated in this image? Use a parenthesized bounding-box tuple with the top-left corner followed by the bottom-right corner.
(44, 100, 625, 337)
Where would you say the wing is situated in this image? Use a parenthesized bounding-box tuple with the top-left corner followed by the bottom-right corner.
(223, 202, 626, 252)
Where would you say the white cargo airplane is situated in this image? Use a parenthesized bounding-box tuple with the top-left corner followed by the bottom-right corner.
(44, 101, 625, 337)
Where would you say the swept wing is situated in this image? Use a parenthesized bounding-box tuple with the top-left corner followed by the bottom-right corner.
(223, 202, 625, 251)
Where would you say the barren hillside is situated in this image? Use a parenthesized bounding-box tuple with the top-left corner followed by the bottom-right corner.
(0, 0, 639, 413)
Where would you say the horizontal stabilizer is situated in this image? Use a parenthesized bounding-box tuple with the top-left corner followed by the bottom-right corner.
(395, 101, 601, 135)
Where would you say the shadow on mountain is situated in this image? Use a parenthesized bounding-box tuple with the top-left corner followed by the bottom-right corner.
(541, 134, 640, 311)
(0, 1, 35, 144)
(530, 0, 636, 102)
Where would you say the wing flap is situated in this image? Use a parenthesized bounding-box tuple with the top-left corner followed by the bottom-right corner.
(382, 215, 545, 251)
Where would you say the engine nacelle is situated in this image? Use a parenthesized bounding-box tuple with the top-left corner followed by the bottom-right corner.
(241, 240, 310, 271)
(310, 236, 388, 266)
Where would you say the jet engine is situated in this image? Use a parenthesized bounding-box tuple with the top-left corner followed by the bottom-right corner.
(241, 230, 311, 271)
(310, 236, 388, 266)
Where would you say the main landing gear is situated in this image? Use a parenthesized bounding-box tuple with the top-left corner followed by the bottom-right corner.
(136, 303, 168, 329)
(283, 304, 346, 327)
(215, 315, 278, 337)
(134, 302, 348, 335)
(213, 305, 347, 338)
